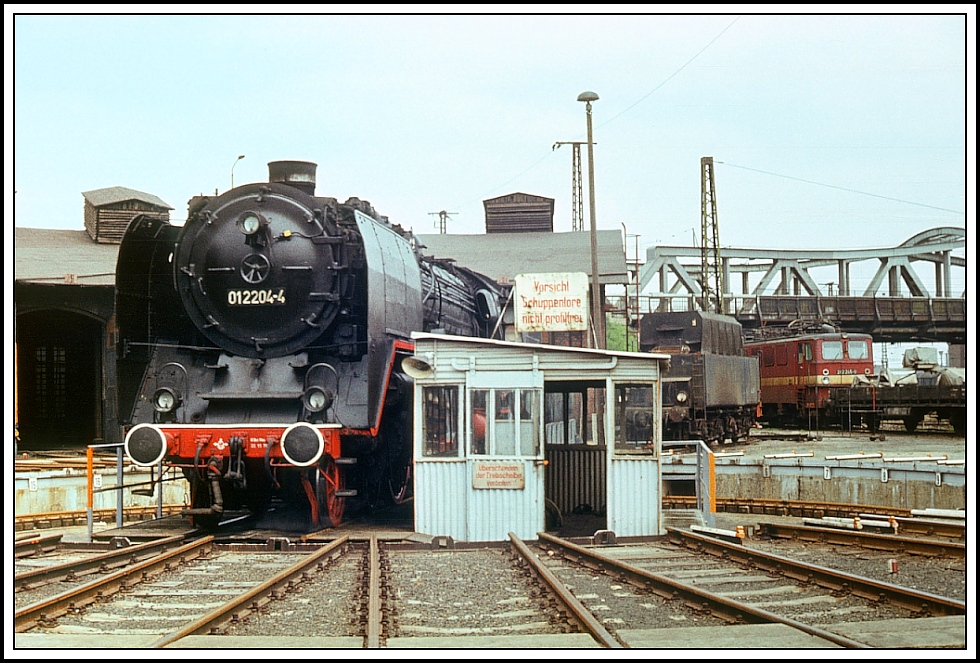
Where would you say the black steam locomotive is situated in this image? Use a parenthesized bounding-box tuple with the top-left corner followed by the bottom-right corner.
(117, 160, 506, 529)
(640, 311, 760, 444)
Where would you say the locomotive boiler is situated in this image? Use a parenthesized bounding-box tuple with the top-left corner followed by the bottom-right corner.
(639, 311, 760, 444)
(116, 160, 506, 529)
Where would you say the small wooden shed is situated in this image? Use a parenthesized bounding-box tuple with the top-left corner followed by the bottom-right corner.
(483, 192, 554, 234)
(82, 186, 172, 244)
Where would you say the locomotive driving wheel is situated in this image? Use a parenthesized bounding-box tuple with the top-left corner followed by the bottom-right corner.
(315, 457, 346, 528)
(390, 464, 412, 504)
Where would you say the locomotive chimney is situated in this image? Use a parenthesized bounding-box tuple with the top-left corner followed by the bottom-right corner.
(268, 160, 317, 196)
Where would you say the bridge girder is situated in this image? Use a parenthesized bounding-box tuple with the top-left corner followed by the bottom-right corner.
(639, 226, 964, 300)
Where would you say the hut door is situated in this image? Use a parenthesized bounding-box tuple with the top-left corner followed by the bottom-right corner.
(544, 382, 607, 535)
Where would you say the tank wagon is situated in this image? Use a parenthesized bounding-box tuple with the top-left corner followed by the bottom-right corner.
(639, 311, 759, 444)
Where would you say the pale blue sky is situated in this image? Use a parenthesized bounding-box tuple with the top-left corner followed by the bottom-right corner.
(8, 8, 972, 303)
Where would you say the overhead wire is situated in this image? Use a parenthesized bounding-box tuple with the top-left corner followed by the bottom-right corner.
(716, 161, 965, 216)
(450, 15, 962, 234)
(449, 17, 742, 215)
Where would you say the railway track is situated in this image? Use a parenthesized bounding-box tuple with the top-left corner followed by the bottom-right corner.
(532, 529, 965, 648)
(14, 505, 186, 532)
(382, 540, 578, 645)
(663, 528, 963, 617)
(15, 534, 189, 603)
(14, 525, 967, 649)
(746, 523, 966, 602)
(19, 497, 959, 534)
(757, 522, 964, 560)
(15, 535, 351, 645)
(661, 496, 919, 519)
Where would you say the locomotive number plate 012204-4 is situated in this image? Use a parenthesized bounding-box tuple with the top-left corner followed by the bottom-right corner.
(227, 288, 287, 305)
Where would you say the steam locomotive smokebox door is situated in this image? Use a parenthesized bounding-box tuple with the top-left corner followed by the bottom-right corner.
(174, 182, 346, 358)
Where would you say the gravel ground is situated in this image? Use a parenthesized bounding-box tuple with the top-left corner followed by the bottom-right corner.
(39, 551, 298, 635)
(740, 536, 967, 603)
(387, 547, 568, 637)
(535, 548, 732, 631)
(612, 541, 916, 625)
(220, 547, 362, 637)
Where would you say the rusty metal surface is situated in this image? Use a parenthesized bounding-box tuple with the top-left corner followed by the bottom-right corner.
(536, 531, 870, 649)
(758, 522, 965, 559)
(13, 533, 63, 558)
(150, 536, 350, 648)
(15, 536, 216, 632)
(509, 533, 621, 648)
(366, 536, 382, 648)
(15, 534, 187, 591)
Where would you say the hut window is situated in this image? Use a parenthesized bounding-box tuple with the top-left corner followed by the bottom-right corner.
(422, 386, 459, 457)
(614, 384, 656, 455)
(469, 388, 542, 458)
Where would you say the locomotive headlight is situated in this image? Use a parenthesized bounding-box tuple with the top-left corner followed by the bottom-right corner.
(821, 376, 831, 385)
(152, 387, 181, 413)
(676, 391, 689, 404)
(237, 212, 265, 236)
(303, 386, 334, 413)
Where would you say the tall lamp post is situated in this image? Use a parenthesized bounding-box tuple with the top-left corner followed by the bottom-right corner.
(231, 154, 245, 189)
(578, 91, 604, 349)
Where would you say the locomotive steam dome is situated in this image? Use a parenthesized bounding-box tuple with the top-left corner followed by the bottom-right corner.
(174, 161, 345, 358)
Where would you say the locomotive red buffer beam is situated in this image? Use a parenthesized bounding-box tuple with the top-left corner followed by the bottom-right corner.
(124, 423, 343, 467)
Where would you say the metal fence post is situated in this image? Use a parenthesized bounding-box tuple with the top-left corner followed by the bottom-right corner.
(116, 446, 124, 529)
(157, 459, 164, 519)
(86, 446, 94, 543)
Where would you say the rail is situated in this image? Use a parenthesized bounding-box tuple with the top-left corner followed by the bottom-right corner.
(535, 531, 870, 648)
(15, 536, 216, 632)
(150, 536, 350, 648)
(758, 523, 964, 559)
(510, 532, 622, 648)
(666, 528, 965, 617)
(15, 534, 189, 591)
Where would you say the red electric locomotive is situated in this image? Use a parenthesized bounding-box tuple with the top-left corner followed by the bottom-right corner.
(744, 327, 875, 429)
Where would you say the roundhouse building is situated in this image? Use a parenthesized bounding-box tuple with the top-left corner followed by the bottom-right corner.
(15, 187, 172, 450)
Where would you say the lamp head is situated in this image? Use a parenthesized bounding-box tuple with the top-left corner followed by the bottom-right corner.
(577, 91, 599, 103)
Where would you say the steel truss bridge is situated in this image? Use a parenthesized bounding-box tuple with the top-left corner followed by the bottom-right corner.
(636, 227, 966, 344)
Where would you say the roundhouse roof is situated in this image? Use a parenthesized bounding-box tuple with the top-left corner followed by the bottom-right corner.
(415, 229, 627, 286)
(15, 227, 120, 286)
